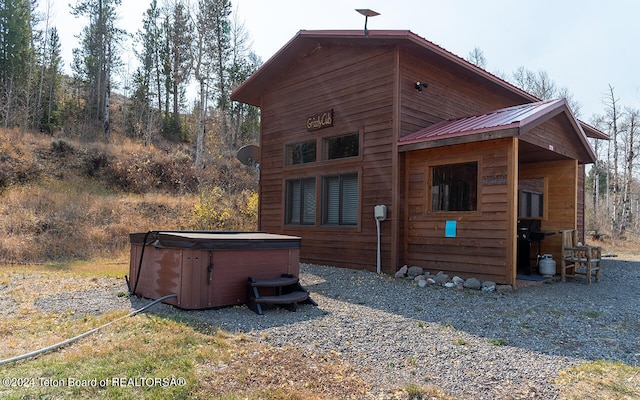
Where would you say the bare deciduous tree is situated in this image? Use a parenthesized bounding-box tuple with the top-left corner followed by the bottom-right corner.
(604, 84, 622, 236)
(620, 108, 638, 235)
(467, 47, 487, 69)
(193, 0, 216, 170)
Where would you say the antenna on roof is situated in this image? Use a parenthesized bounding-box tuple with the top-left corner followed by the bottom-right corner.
(356, 9, 379, 37)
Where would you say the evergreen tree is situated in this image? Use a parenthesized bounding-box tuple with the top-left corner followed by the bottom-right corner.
(131, 0, 162, 145)
(164, 0, 192, 140)
(70, 0, 124, 139)
(39, 26, 61, 130)
(0, 0, 34, 128)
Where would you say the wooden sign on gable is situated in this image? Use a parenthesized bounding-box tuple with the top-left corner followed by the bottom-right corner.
(306, 109, 333, 131)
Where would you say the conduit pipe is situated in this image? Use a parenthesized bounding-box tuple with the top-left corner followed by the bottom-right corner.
(376, 218, 382, 274)
(0, 293, 177, 366)
(374, 205, 387, 274)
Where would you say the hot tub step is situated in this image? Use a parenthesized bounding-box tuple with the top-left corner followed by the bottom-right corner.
(250, 290, 309, 303)
(247, 274, 299, 288)
(247, 274, 316, 315)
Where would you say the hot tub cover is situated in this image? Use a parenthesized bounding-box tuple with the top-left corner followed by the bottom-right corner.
(129, 231, 301, 251)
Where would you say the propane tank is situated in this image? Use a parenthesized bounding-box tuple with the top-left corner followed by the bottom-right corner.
(539, 254, 556, 276)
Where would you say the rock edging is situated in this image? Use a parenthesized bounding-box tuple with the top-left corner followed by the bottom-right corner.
(394, 264, 513, 293)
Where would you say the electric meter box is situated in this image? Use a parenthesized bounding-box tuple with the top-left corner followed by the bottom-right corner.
(374, 205, 387, 221)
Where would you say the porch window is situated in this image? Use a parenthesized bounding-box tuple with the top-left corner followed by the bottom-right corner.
(323, 133, 359, 160)
(431, 162, 478, 211)
(519, 178, 545, 218)
(286, 140, 316, 165)
(285, 178, 316, 225)
(322, 173, 358, 225)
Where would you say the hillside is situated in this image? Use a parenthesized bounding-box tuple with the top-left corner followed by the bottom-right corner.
(0, 128, 258, 264)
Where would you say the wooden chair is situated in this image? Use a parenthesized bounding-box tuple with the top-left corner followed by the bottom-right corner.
(560, 230, 602, 284)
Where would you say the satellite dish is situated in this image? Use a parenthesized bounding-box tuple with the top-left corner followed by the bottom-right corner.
(236, 145, 261, 166)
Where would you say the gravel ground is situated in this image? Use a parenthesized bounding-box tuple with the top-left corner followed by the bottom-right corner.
(27, 257, 640, 399)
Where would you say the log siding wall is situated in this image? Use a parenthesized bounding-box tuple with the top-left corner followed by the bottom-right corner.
(250, 38, 588, 278)
(404, 138, 517, 284)
(519, 159, 578, 274)
(258, 45, 397, 272)
(398, 48, 528, 138)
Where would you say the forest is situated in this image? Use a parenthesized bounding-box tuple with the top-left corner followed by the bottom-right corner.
(1, 0, 260, 164)
(1, 0, 639, 243)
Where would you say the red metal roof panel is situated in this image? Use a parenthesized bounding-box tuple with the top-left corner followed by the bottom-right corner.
(398, 99, 563, 145)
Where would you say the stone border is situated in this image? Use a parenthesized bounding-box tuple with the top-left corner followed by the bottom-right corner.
(394, 265, 514, 293)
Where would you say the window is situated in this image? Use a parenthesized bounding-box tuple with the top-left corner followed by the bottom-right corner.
(285, 178, 316, 225)
(431, 162, 478, 211)
(518, 178, 545, 218)
(323, 133, 359, 160)
(286, 140, 316, 165)
(322, 173, 358, 225)
(519, 191, 543, 218)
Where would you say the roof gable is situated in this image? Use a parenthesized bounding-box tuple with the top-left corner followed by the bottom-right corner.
(231, 29, 535, 107)
(230, 29, 607, 141)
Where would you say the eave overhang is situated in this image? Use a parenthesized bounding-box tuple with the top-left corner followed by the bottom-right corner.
(398, 99, 598, 164)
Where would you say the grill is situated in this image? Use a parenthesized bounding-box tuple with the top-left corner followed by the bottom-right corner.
(517, 220, 554, 274)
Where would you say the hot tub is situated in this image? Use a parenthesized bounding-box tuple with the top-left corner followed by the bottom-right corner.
(128, 231, 301, 309)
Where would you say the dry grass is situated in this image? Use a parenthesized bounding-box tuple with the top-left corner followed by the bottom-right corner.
(196, 343, 371, 399)
(0, 179, 195, 263)
(557, 360, 640, 399)
(0, 128, 257, 264)
(590, 238, 640, 261)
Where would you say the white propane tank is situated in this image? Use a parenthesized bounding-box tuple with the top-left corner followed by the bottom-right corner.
(539, 254, 556, 276)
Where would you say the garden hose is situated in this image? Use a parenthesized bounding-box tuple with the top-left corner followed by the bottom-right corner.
(0, 293, 177, 366)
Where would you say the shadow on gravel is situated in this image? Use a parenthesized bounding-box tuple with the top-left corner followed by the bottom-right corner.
(144, 301, 328, 333)
(296, 259, 640, 366)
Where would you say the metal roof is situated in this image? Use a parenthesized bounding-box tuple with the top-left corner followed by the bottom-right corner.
(398, 98, 597, 164)
(399, 99, 564, 145)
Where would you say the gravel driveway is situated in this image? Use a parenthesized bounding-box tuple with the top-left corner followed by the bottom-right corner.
(32, 257, 640, 399)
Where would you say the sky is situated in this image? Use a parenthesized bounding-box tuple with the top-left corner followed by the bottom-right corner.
(42, 0, 640, 122)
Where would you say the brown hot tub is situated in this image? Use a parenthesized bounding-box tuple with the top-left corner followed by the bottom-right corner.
(128, 231, 301, 310)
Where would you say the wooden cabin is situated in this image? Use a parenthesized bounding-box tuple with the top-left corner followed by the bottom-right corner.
(230, 30, 607, 286)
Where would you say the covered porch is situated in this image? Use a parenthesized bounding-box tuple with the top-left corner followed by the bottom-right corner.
(398, 99, 598, 286)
